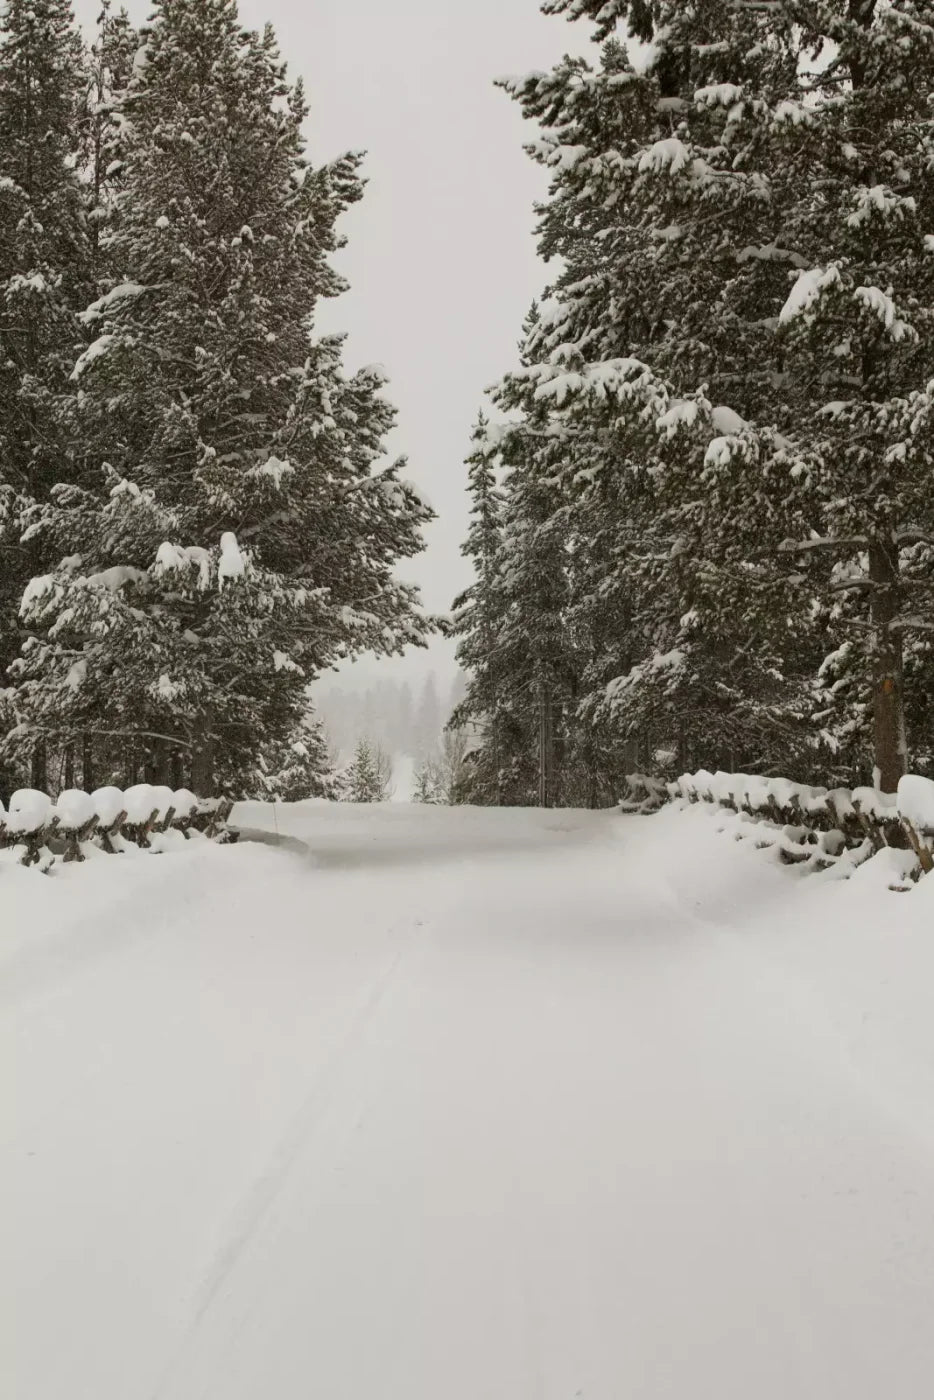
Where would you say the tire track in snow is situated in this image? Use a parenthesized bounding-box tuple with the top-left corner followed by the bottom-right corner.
(147, 910, 430, 1400)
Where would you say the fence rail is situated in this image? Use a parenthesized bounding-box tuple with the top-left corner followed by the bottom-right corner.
(0, 785, 236, 871)
(621, 769, 934, 884)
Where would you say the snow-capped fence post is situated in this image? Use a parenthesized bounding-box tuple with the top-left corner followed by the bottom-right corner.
(901, 820, 934, 876)
(621, 769, 934, 885)
(63, 815, 100, 863)
(0, 785, 237, 872)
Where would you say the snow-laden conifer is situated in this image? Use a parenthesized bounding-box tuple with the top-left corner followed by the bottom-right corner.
(0, 0, 90, 788)
(8, 0, 433, 794)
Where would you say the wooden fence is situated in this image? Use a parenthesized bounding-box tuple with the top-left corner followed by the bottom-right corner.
(621, 769, 934, 884)
(0, 785, 236, 871)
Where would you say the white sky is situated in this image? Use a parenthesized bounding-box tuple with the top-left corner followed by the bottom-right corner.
(76, 0, 591, 687)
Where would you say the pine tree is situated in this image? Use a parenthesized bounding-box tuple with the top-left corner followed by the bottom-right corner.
(79, 1, 138, 276)
(0, 0, 90, 789)
(342, 736, 391, 803)
(414, 672, 442, 761)
(7, 0, 433, 794)
(765, 1, 934, 790)
(411, 759, 439, 804)
(450, 414, 511, 800)
(523, 0, 934, 792)
(251, 705, 337, 802)
(457, 0, 854, 799)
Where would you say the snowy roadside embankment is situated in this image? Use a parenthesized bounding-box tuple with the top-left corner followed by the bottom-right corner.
(6, 799, 934, 1398)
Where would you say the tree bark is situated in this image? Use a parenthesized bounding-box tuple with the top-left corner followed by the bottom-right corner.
(869, 533, 906, 793)
(31, 739, 47, 793)
(191, 715, 214, 797)
(82, 735, 94, 793)
(538, 684, 554, 809)
(170, 749, 184, 790)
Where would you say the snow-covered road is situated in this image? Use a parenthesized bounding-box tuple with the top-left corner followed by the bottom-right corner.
(6, 801, 934, 1399)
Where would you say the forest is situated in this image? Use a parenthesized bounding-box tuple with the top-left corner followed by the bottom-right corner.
(3, 0, 934, 808)
(0, 0, 432, 802)
(452, 0, 934, 806)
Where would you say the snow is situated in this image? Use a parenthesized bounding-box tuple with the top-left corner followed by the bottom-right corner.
(79, 281, 147, 324)
(898, 774, 934, 832)
(637, 136, 690, 176)
(853, 284, 914, 341)
(273, 649, 301, 673)
(155, 672, 184, 701)
(123, 783, 159, 823)
(54, 788, 95, 830)
(20, 573, 56, 610)
(655, 397, 699, 437)
(155, 542, 212, 588)
(66, 658, 87, 690)
(86, 564, 147, 592)
(694, 82, 743, 107)
(8, 800, 934, 1398)
(218, 531, 246, 588)
(248, 454, 294, 488)
(779, 264, 842, 323)
(70, 332, 116, 380)
(710, 403, 747, 434)
(6, 788, 51, 834)
(773, 98, 813, 126)
(92, 786, 126, 827)
(705, 434, 740, 468)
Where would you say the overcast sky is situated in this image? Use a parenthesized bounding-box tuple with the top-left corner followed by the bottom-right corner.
(77, 0, 591, 686)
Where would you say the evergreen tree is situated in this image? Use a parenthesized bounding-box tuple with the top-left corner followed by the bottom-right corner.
(412, 758, 439, 804)
(458, 0, 931, 800)
(450, 414, 512, 801)
(414, 672, 442, 760)
(766, 0, 934, 790)
(0, 0, 90, 788)
(7, 0, 433, 794)
(251, 705, 337, 802)
(79, 1, 138, 275)
(342, 736, 391, 803)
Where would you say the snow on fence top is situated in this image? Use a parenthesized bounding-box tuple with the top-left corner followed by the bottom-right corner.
(0, 785, 235, 871)
(621, 770, 934, 887)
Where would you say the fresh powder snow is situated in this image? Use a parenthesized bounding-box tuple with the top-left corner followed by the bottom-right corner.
(5, 800, 934, 1398)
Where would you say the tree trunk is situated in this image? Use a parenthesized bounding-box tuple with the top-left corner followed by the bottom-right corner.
(82, 735, 95, 793)
(869, 534, 906, 793)
(170, 749, 184, 790)
(63, 744, 75, 790)
(191, 716, 214, 797)
(144, 737, 169, 786)
(31, 739, 47, 793)
(538, 685, 554, 809)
